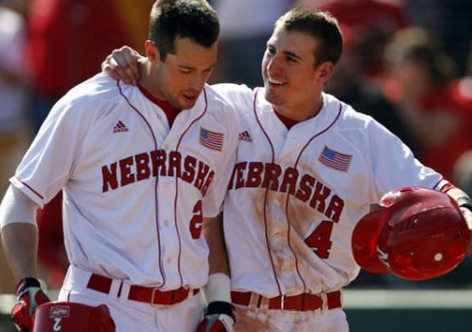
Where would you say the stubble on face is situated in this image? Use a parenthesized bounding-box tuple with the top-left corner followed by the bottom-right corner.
(153, 37, 218, 110)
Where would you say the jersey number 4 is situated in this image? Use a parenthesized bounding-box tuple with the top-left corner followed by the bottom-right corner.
(189, 200, 203, 239)
(304, 220, 333, 259)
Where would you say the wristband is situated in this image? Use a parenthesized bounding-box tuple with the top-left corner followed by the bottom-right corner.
(21, 277, 41, 287)
(16, 277, 41, 295)
(206, 301, 234, 317)
(457, 197, 472, 213)
(205, 273, 231, 303)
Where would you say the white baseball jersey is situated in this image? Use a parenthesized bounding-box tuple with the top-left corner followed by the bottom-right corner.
(11, 73, 239, 290)
(214, 84, 449, 297)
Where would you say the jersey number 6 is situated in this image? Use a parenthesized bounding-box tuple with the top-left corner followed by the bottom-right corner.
(189, 200, 203, 239)
(304, 220, 333, 259)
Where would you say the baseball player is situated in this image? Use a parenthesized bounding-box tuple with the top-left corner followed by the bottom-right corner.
(102, 7, 472, 332)
(0, 1, 239, 331)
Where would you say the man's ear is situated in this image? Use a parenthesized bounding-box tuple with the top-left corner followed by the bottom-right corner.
(317, 61, 335, 84)
(144, 40, 160, 63)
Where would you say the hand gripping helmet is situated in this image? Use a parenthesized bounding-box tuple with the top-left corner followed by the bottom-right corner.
(352, 186, 471, 280)
(33, 302, 116, 332)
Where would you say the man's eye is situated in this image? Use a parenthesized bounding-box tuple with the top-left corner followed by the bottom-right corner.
(180, 68, 191, 74)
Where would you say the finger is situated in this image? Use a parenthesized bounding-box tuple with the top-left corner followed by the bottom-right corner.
(112, 57, 137, 85)
(101, 55, 121, 81)
(124, 54, 140, 82)
(122, 51, 142, 84)
(111, 52, 139, 85)
(102, 65, 120, 81)
(114, 46, 142, 83)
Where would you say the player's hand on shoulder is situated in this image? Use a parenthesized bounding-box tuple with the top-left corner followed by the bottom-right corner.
(101, 45, 143, 86)
(196, 301, 235, 332)
(11, 277, 50, 332)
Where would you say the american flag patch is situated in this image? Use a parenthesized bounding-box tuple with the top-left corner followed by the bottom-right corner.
(318, 146, 352, 172)
(199, 127, 224, 151)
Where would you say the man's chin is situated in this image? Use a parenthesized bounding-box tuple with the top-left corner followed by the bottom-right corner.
(178, 101, 196, 110)
(264, 89, 280, 105)
(178, 96, 199, 109)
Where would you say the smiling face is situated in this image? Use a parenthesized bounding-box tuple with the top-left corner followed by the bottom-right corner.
(146, 36, 218, 110)
(262, 26, 334, 120)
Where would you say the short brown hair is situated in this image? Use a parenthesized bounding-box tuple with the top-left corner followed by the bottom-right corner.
(275, 8, 343, 66)
(149, 0, 219, 60)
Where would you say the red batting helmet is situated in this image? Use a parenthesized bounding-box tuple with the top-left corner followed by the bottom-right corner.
(352, 186, 471, 280)
(33, 302, 115, 332)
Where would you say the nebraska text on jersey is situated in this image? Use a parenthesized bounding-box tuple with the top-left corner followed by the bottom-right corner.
(101, 149, 215, 195)
(228, 161, 345, 222)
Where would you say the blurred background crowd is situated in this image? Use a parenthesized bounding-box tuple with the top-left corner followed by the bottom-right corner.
(0, 0, 471, 295)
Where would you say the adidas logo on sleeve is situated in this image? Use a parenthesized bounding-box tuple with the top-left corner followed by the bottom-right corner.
(238, 130, 252, 142)
(113, 121, 129, 133)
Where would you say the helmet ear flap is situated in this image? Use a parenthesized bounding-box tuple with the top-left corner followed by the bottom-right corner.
(352, 187, 472, 280)
(33, 302, 116, 332)
(351, 207, 390, 273)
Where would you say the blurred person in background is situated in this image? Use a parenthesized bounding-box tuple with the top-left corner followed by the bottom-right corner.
(296, 0, 409, 85)
(383, 27, 472, 181)
(404, 0, 472, 77)
(0, 4, 31, 294)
